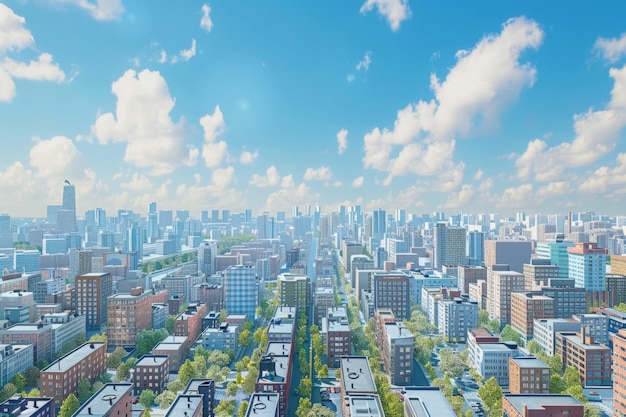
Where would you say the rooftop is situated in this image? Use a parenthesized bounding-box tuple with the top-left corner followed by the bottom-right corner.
(246, 393, 280, 417)
(405, 387, 456, 417)
(559, 333, 610, 350)
(164, 394, 202, 417)
(74, 383, 132, 417)
(272, 306, 297, 320)
(385, 322, 414, 340)
(0, 397, 55, 417)
(43, 342, 105, 373)
(477, 342, 519, 352)
(346, 394, 385, 417)
(328, 320, 350, 332)
(504, 394, 583, 413)
(511, 357, 549, 369)
(160, 335, 188, 345)
(184, 378, 214, 394)
(135, 354, 169, 367)
(340, 356, 376, 394)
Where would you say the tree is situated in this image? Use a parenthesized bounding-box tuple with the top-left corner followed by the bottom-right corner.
(155, 390, 176, 409)
(27, 388, 41, 397)
(207, 350, 231, 368)
(438, 348, 466, 378)
(303, 404, 336, 417)
(193, 355, 208, 378)
(584, 404, 601, 417)
(226, 381, 238, 397)
(179, 360, 195, 386)
(313, 355, 322, 374)
(115, 362, 130, 381)
(91, 381, 104, 395)
(10, 373, 25, 392)
(242, 366, 258, 395)
(478, 377, 503, 415)
(563, 366, 581, 387)
(166, 315, 176, 334)
(238, 400, 250, 417)
(167, 380, 185, 393)
(140, 409, 151, 417)
(215, 399, 236, 417)
(500, 325, 522, 345)
(297, 377, 312, 398)
(77, 379, 92, 404)
(89, 333, 107, 342)
(295, 398, 313, 417)
(238, 329, 252, 346)
(549, 374, 566, 393)
(136, 329, 169, 356)
(548, 354, 563, 376)
(107, 347, 128, 369)
(318, 365, 329, 378)
(526, 339, 543, 355)
(59, 394, 80, 417)
(139, 389, 156, 409)
(219, 309, 228, 322)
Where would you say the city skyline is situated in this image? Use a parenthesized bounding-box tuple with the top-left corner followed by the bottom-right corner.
(2, 2, 626, 217)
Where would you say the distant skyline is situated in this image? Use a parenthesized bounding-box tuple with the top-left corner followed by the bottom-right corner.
(2, 1, 626, 217)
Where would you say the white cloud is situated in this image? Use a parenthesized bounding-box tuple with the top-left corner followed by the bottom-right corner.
(30, 136, 84, 180)
(304, 166, 332, 181)
(0, 4, 33, 53)
(356, 51, 372, 71)
(200, 105, 228, 168)
(579, 153, 626, 194)
(473, 169, 484, 181)
(516, 65, 626, 182)
(239, 150, 258, 165)
(157, 49, 167, 64)
(594, 33, 626, 63)
(359, 0, 411, 31)
(444, 184, 474, 209)
(92, 69, 196, 175)
(53, 0, 124, 21)
(352, 176, 364, 188)
(496, 183, 534, 209)
(337, 129, 348, 154)
(250, 166, 281, 187)
(120, 172, 153, 191)
(0, 5, 65, 102)
(178, 39, 197, 62)
(363, 17, 543, 184)
(0, 162, 37, 199)
(263, 180, 320, 214)
(281, 175, 295, 188)
(200, 4, 213, 32)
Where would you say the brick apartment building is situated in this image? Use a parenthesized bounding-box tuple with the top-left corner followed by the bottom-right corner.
(133, 354, 170, 396)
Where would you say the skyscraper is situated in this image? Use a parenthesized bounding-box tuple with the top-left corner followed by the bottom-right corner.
(568, 242, 607, 291)
(59, 181, 77, 233)
(467, 231, 485, 266)
(62, 182, 76, 211)
(223, 265, 256, 318)
(197, 240, 217, 277)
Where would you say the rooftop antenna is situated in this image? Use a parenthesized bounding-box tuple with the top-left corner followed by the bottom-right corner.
(64, 179, 72, 186)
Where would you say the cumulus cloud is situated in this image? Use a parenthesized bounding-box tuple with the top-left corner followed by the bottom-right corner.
(200, 105, 228, 168)
(304, 166, 332, 181)
(337, 129, 348, 154)
(120, 172, 153, 191)
(473, 169, 484, 181)
(356, 51, 372, 71)
(579, 153, 626, 194)
(0, 5, 65, 102)
(352, 176, 364, 188)
(53, 0, 124, 21)
(263, 179, 320, 214)
(515, 65, 626, 182)
(239, 150, 259, 164)
(178, 38, 196, 62)
(444, 184, 475, 209)
(363, 17, 543, 185)
(200, 4, 213, 32)
(250, 166, 281, 187)
(92, 69, 197, 175)
(496, 183, 534, 209)
(594, 33, 626, 63)
(359, 0, 411, 31)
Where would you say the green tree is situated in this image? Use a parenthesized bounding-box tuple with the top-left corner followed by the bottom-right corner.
(179, 360, 195, 386)
(77, 379, 92, 404)
(564, 384, 587, 403)
(27, 388, 41, 397)
(36, 359, 49, 370)
(115, 362, 130, 381)
(238, 400, 250, 417)
(478, 377, 503, 415)
(139, 389, 156, 409)
(438, 348, 466, 378)
(215, 399, 236, 417)
(106, 347, 128, 368)
(193, 355, 207, 378)
(155, 390, 176, 409)
(238, 329, 252, 346)
(140, 409, 151, 417)
(207, 351, 232, 368)
(526, 339, 543, 355)
(242, 366, 258, 395)
(10, 373, 25, 392)
(302, 404, 336, 417)
(298, 377, 312, 398)
(549, 374, 566, 393)
(89, 333, 107, 342)
(226, 381, 238, 397)
(136, 329, 169, 356)
(167, 380, 185, 393)
(295, 398, 313, 417)
(548, 354, 563, 376)
(318, 365, 329, 378)
(91, 381, 104, 395)
(253, 327, 264, 344)
(219, 308, 228, 322)
(584, 404, 601, 417)
(166, 315, 176, 334)
(500, 324, 522, 345)
(563, 366, 581, 387)
(59, 394, 80, 417)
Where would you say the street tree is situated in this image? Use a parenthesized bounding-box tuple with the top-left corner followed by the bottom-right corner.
(106, 347, 128, 369)
(478, 377, 503, 415)
(438, 348, 466, 378)
(77, 379, 92, 403)
(24, 366, 39, 387)
(155, 390, 176, 409)
(226, 381, 238, 398)
(238, 329, 252, 346)
(238, 400, 249, 417)
(139, 389, 156, 409)
(298, 377, 312, 398)
(295, 398, 313, 417)
(59, 394, 80, 417)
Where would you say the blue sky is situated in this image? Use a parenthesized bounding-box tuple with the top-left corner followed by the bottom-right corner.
(2, 1, 626, 218)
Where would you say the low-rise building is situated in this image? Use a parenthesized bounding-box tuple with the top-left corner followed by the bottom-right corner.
(202, 323, 239, 351)
(73, 383, 133, 417)
(509, 357, 550, 394)
(256, 343, 292, 417)
(1, 323, 53, 365)
(555, 329, 611, 386)
(152, 335, 187, 372)
(164, 394, 203, 417)
(573, 313, 609, 346)
(467, 328, 500, 371)
(0, 344, 33, 386)
(502, 394, 584, 417)
(151, 303, 169, 330)
(174, 303, 207, 345)
(471, 342, 520, 386)
(0, 396, 55, 417)
(404, 387, 456, 417)
(438, 296, 478, 342)
(184, 379, 215, 417)
(510, 293, 554, 340)
(133, 354, 170, 395)
(245, 393, 280, 417)
(339, 356, 380, 417)
(327, 319, 350, 369)
(532, 318, 581, 356)
(40, 342, 106, 405)
(41, 312, 86, 355)
(381, 322, 414, 386)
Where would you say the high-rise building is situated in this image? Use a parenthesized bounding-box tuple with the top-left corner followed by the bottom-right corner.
(467, 231, 485, 266)
(484, 240, 532, 273)
(487, 268, 527, 324)
(510, 293, 555, 339)
(197, 240, 218, 276)
(523, 259, 559, 288)
(536, 237, 574, 279)
(277, 273, 309, 315)
(75, 272, 113, 331)
(60, 182, 76, 233)
(223, 265, 256, 319)
(568, 242, 607, 291)
(372, 272, 411, 320)
(556, 329, 611, 386)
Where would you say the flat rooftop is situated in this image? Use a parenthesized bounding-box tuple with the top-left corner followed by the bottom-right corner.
(246, 393, 280, 417)
(505, 394, 582, 413)
(272, 306, 297, 320)
(405, 387, 456, 417)
(0, 397, 54, 417)
(74, 383, 132, 417)
(184, 378, 214, 394)
(265, 342, 291, 356)
(160, 335, 188, 344)
(511, 357, 549, 368)
(3, 323, 50, 332)
(477, 343, 518, 352)
(560, 334, 609, 350)
(346, 394, 385, 417)
(268, 321, 294, 335)
(328, 321, 350, 332)
(385, 322, 414, 339)
(135, 355, 169, 367)
(153, 342, 184, 351)
(340, 356, 376, 393)
(165, 394, 202, 417)
(43, 342, 105, 373)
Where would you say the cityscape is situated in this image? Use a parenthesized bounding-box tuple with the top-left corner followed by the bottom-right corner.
(3, 1, 626, 417)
